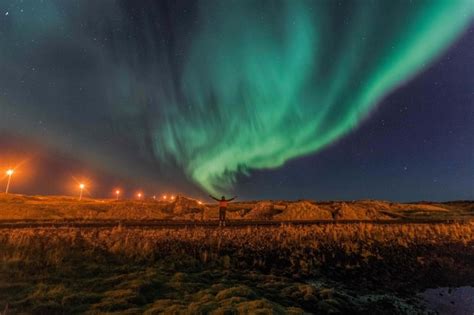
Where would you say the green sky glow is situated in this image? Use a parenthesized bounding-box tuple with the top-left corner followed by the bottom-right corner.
(151, 1, 473, 194)
(1, 0, 472, 195)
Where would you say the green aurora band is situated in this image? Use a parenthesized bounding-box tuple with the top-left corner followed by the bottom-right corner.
(152, 1, 473, 194)
(1, 1, 473, 195)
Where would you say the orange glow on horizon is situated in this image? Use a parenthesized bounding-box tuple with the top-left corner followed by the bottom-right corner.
(0, 158, 31, 193)
(71, 176, 92, 199)
(78, 183, 86, 201)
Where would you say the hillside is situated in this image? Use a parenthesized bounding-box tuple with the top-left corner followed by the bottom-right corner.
(0, 193, 472, 221)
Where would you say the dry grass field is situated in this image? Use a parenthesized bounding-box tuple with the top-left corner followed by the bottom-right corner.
(0, 223, 473, 314)
(0, 194, 473, 313)
(0, 193, 472, 222)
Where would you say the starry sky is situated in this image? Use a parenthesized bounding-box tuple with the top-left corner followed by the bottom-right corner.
(0, 1, 473, 201)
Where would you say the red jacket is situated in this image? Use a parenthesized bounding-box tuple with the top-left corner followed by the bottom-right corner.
(219, 200, 228, 208)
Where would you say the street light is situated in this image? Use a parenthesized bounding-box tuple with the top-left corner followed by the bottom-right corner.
(79, 183, 85, 201)
(5, 169, 14, 194)
(115, 189, 120, 200)
(137, 192, 142, 200)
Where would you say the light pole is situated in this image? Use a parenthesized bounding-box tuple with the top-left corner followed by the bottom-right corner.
(5, 169, 14, 194)
(79, 183, 85, 201)
(115, 190, 120, 200)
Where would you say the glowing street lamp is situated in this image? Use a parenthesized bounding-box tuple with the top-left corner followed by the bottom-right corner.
(170, 195, 175, 201)
(137, 192, 142, 200)
(5, 169, 14, 194)
(79, 183, 85, 201)
(162, 194, 167, 201)
(115, 189, 121, 200)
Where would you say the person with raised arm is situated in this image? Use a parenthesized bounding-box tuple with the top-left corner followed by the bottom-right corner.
(209, 195, 237, 227)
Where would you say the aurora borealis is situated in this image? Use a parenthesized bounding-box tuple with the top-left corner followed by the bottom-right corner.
(164, 1, 473, 193)
(0, 1, 473, 199)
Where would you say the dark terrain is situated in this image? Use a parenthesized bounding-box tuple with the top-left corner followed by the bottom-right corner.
(0, 194, 473, 314)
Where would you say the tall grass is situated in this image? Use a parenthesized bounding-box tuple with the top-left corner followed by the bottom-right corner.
(1, 223, 473, 313)
(1, 223, 473, 279)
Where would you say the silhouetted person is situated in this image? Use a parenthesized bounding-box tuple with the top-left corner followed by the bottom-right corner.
(209, 195, 236, 226)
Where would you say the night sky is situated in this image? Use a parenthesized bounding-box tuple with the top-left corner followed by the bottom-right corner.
(0, 1, 473, 201)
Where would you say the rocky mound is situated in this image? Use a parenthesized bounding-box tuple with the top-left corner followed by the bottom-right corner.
(245, 201, 285, 220)
(396, 203, 450, 212)
(166, 195, 208, 219)
(274, 201, 333, 220)
(329, 201, 394, 220)
(246, 201, 333, 220)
